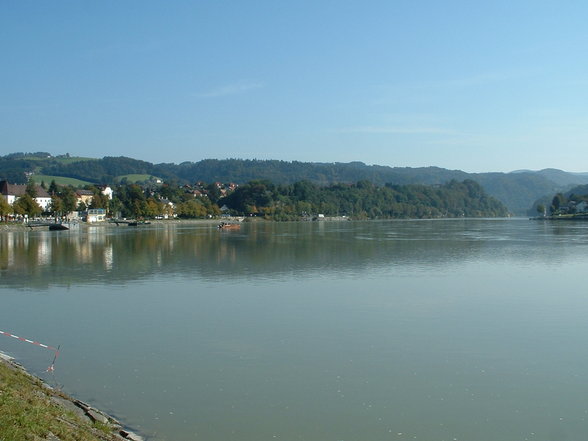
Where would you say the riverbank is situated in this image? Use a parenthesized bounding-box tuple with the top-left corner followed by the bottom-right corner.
(0, 218, 224, 232)
(0, 352, 144, 441)
(531, 213, 588, 221)
(0, 215, 354, 232)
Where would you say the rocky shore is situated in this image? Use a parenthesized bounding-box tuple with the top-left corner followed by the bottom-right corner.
(0, 351, 145, 441)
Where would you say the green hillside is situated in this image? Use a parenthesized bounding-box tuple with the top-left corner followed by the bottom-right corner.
(31, 174, 93, 187)
(4, 152, 588, 214)
(114, 174, 163, 184)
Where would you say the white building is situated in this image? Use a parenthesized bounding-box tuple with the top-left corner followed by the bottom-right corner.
(0, 180, 52, 211)
(100, 185, 114, 200)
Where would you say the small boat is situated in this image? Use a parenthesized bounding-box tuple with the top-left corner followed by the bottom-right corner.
(28, 221, 73, 231)
(218, 222, 241, 230)
(128, 221, 151, 227)
(49, 223, 69, 231)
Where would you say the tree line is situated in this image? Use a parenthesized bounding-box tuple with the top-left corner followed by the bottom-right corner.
(1, 178, 509, 222)
(221, 179, 508, 220)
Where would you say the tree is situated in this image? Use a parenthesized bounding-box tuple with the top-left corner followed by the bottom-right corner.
(13, 194, 42, 218)
(60, 186, 78, 215)
(0, 195, 11, 221)
(50, 195, 64, 217)
(25, 178, 37, 198)
(145, 198, 163, 218)
(90, 191, 108, 209)
(48, 180, 59, 195)
(536, 204, 546, 216)
(551, 193, 566, 214)
(205, 183, 222, 203)
(162, 201, 175, 218)
(177, 199, 207, 218)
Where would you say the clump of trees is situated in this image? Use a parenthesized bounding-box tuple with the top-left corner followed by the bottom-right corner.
(220, 179, 509, 220)
(113, 183, 220, 219)
(546, 188, 588, 215)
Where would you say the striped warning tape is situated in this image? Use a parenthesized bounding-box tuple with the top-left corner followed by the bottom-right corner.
(0, 329, 60, 372)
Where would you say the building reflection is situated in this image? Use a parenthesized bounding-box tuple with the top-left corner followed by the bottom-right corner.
(0, 222, 493, 289)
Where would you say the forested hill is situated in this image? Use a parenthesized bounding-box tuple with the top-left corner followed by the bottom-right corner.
(2, 153, 588, 215)
(38, 157, 472, 186)
(221, 179, 509, 220)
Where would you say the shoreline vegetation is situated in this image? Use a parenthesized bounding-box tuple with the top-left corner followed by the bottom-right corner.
(531, 214, 588, 221)
(0, 352, 144, 441)
(1, 178, 510, 224)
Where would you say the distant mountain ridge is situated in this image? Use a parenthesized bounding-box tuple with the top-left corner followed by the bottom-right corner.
(2, 153, 588, 215)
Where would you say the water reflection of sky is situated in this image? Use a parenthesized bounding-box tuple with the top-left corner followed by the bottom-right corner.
(2, 219, 588, 289)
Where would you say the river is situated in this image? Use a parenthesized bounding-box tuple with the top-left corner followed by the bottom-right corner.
(1, 219, 588, 441)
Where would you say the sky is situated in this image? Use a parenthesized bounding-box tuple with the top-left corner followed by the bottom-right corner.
(2, 1, 588, 173)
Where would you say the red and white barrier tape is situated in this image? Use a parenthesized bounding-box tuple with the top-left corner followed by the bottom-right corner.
(1, 329, 60, 372)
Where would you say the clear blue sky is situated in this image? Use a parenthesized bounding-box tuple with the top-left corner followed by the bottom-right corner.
(2, 1, 588, 173)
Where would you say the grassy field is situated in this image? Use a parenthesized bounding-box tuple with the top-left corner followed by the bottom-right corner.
(0, 358, 123, 441)
(31, 175, 93, 187)
(115, 174, 161, 183)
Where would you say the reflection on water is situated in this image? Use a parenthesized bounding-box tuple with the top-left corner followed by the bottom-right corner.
(2, 219, 588, 441)
(3, 219, 588, 289)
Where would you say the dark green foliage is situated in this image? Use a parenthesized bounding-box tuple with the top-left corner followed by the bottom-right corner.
(221, 179, 509, 219)
(60, 186, 78, 214)
(12, 194, 42, 217)
(114, 184, 148, 218)
(48, 180, 59, 195)
(45, 184, 78, 216)
(538, 184, 588, 216)
(25, 178, 37, 197)
(536, 204, 546, 215)
(551, 193, 566, 213)
(42, 156, 158, 183)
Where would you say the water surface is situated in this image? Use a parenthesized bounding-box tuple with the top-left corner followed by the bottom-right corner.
(2, 219, 588, 441)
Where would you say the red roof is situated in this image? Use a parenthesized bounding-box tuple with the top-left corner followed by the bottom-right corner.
(0, 180, 51, 198)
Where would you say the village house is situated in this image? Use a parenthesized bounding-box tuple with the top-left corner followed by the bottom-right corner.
(98, 185, 113, 200)
(575, 201, 588, 213)
(85, 208, 107, 222)
(159, 198, 176, 219)
(0, 180, 52, 211)
(75, 189, 94, 207)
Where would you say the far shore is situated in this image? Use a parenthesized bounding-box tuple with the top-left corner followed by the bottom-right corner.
(0, 215, 358, 232)
(0, 217, 239, 232)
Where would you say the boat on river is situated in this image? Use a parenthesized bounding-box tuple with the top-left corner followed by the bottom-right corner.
(49, 223, 69, 231)
(28, 221, 79, 231)
(128, 221, 151, 227)
(218, 222, 241, 230)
